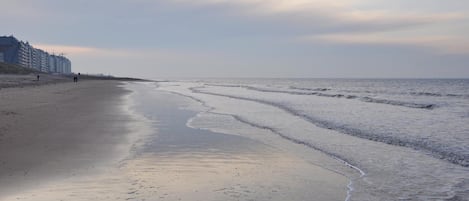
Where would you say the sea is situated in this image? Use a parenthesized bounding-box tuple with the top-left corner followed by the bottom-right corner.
(155, 78, 469, 201)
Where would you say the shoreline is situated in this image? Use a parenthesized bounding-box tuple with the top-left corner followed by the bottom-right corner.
(124, 82, 349, 200)
(0, 81, 349, 201)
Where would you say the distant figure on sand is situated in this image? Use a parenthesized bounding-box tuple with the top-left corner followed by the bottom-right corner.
(36, 75, 40, 81)
(73, 76, 78, 83)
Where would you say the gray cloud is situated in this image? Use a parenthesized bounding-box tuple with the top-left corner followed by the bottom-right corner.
(2, 0, 468, 78)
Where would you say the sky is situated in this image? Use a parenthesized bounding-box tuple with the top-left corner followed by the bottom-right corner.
(1, 0, 469, 78)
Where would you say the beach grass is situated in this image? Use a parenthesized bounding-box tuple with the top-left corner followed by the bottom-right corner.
(0, 62, 41, 74)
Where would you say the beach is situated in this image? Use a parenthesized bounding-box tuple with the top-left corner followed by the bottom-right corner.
(0, 81, 349, 200)
(0, 80, 139, 198)
(2, 0, 468, 200)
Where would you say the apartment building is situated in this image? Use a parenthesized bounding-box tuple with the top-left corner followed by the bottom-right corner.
(0, 35, 72, 74)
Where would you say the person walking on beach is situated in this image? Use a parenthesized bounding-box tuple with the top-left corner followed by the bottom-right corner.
(73, 76, 78, 83)
(36, 74, 40, 81)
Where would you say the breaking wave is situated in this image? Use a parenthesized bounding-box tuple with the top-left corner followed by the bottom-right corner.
(191, 87, 468, 167)
(293, 87, 468, 98)
(289, 86, 331, 92)
(206, 84, 437, 110)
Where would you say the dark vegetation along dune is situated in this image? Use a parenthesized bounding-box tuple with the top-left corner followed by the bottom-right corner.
(0, 62, 148, 89)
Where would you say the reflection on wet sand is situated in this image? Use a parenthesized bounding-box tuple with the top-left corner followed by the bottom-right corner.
(6, 144, 344, 201)
(127, 144, 345, 200)
(2, 83, 347, 201)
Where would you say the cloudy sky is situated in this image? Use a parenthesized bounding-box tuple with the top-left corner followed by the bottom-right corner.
(2, 0, 469, 78)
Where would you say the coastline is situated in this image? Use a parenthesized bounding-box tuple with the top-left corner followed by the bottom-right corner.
(156, 79, 469, 200)
(0, 81, 349, 201)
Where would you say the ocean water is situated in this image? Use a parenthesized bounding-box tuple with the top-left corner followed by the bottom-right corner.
(156, 78, 469, 201)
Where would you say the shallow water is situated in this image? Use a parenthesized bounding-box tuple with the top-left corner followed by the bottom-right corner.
(157, 78, 469, 201)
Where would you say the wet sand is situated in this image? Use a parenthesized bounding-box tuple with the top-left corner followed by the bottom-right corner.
(0, 82, 348, 201)
(0, 81, 139, 198)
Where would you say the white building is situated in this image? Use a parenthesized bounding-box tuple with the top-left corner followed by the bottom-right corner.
(0, 36, 72, 74)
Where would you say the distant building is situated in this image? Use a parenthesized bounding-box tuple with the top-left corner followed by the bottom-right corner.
(0, 35, 72, 74)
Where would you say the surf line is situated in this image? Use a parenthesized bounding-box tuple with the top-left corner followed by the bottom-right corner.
(190, 86, 468, 167)
(225, 114, 365, 201)
(204, 84, 436, 110)
(157, 84, 366, 201)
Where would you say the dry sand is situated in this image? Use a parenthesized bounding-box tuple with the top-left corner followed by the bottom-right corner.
(0, 74, 71, 89)
(0, 80, 138, 198)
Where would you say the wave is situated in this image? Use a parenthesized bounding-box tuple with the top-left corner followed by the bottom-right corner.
(358, 97, 436, 109)
(190, 87, 468, 167)
(206, 84, 437, 110)
(400, 91, 466, 98)
(173, 86, 365, 201)
(167, 85, 364, 174)
(295, 87, 468, 98)
(223, 114, 364, 201)
(289, 86, 331, 92)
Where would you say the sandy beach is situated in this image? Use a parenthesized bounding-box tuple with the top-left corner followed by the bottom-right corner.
(0, 81, 348, 201)
(0, 80, 139, 198)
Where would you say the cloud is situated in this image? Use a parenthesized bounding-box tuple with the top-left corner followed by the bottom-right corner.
(0, 1, 48, 20)
(32, 43, 245, 77)
(302, 33, 469, 55)
(162, 0, 469, 56)
(166, 0, 466, 31)
(166, 0, 468, 55)
(34, 43, 229, 61)
(34, 44, 104, 56)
